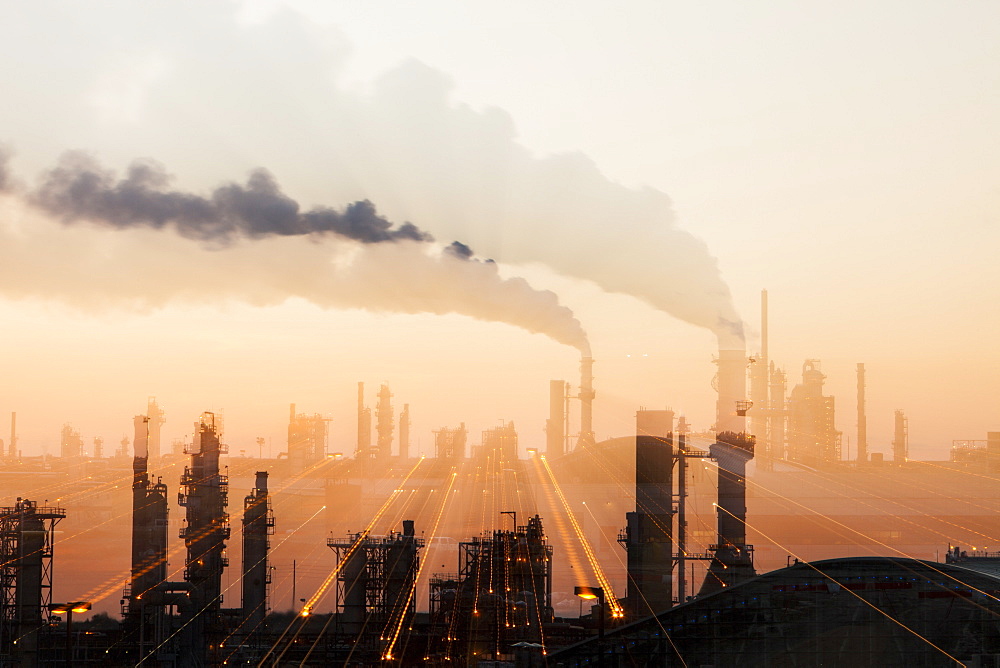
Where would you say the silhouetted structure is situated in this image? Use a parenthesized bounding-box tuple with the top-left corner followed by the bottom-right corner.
(893, 409, 908, 463)
(122, 415, 169, 663)
(327, 520, 422, 660)
(59, 423, 83, 459)
(0, 499, 65, 668)
(241, 471, 274, 647)
(700, 431, 756, 595)
(178, 412, 230, 665)
(434, 424, 467, 460)
(287, 403, 328, 472)
(483, 421, 518, 461)
(621, 410, 674, 617)
(787, 360, 840, 466)
(429, 515, 553, 663)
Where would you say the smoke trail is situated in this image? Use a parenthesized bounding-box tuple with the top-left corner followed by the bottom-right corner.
(30, 152, 431, 244)
(0, 155, 590, 354)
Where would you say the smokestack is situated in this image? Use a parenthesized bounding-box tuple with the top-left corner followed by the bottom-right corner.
(893, 410, 908, 463)
(133, 414, 149, 462)
(700, 431, 756, 596)
(8, 411, 16, 459)
(242, 471, 273, 642)
(577, 357, 595, 448)
(715, 348, 747, 433)
(399, 404, 410, 459)
(546, 380, 566, 457)
(857, 363, 867, 464)
(624, 409, 674, 617)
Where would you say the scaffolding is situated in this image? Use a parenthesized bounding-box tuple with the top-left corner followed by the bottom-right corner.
(327, 522, 423, 658)
(0, 499, 66, 667)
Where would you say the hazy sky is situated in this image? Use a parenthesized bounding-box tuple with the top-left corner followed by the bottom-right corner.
(1, 1, 997, 459)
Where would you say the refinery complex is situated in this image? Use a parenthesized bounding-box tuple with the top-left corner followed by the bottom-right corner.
(0, 292, 997, 667)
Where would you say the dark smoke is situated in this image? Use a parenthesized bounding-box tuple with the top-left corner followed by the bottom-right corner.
(31, 152, 434, 245)
(445, 240, 474, 259)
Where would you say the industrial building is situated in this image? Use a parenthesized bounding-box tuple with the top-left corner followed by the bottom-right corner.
(0, 345, 997, 666)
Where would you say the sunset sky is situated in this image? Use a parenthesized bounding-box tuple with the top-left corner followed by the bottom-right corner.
(1, 1, 997, 460)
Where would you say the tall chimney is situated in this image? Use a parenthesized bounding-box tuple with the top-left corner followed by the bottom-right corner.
(699, 431, 756, 596)
(624, 409, 674, 617)
(857, 363, 867, 464)
(242, 471, 273, 642)
(577, 357, 595, 448)
(546, 380, 566, 457)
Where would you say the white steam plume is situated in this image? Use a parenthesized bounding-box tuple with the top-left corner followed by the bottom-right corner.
(0, 196, 590, 354)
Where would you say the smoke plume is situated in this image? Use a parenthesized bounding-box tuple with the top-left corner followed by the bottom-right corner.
(0, 7, 744, 348)
(0, 155, 590, 354)
(31, 152, 431, 245)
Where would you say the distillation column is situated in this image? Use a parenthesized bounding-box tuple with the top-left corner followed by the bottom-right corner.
(179, 412, 230, 665)
(242, 471, 274, 644)
(123, 415, 169, 663)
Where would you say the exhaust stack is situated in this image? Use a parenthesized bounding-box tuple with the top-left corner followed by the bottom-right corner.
(623, 409, 674, 617)
(699, 430, 756, 596)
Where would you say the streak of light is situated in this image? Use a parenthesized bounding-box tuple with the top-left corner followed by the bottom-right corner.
(383, 469, 459, 661)
(714, 504, 966, 666)
(539, 455, 623, 618)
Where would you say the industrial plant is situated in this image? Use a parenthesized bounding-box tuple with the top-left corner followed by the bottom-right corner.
(0, 294, 996, 667)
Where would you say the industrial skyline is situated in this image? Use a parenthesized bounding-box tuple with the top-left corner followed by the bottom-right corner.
(0, 2, 997, 462)
(0, 3, 998, 664)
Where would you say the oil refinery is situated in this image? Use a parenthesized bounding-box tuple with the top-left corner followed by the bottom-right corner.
(0, 298, 998, 668)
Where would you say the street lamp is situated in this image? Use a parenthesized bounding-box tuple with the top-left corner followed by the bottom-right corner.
(49, 601, 91, 667)
(575, 586, 605, 667)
